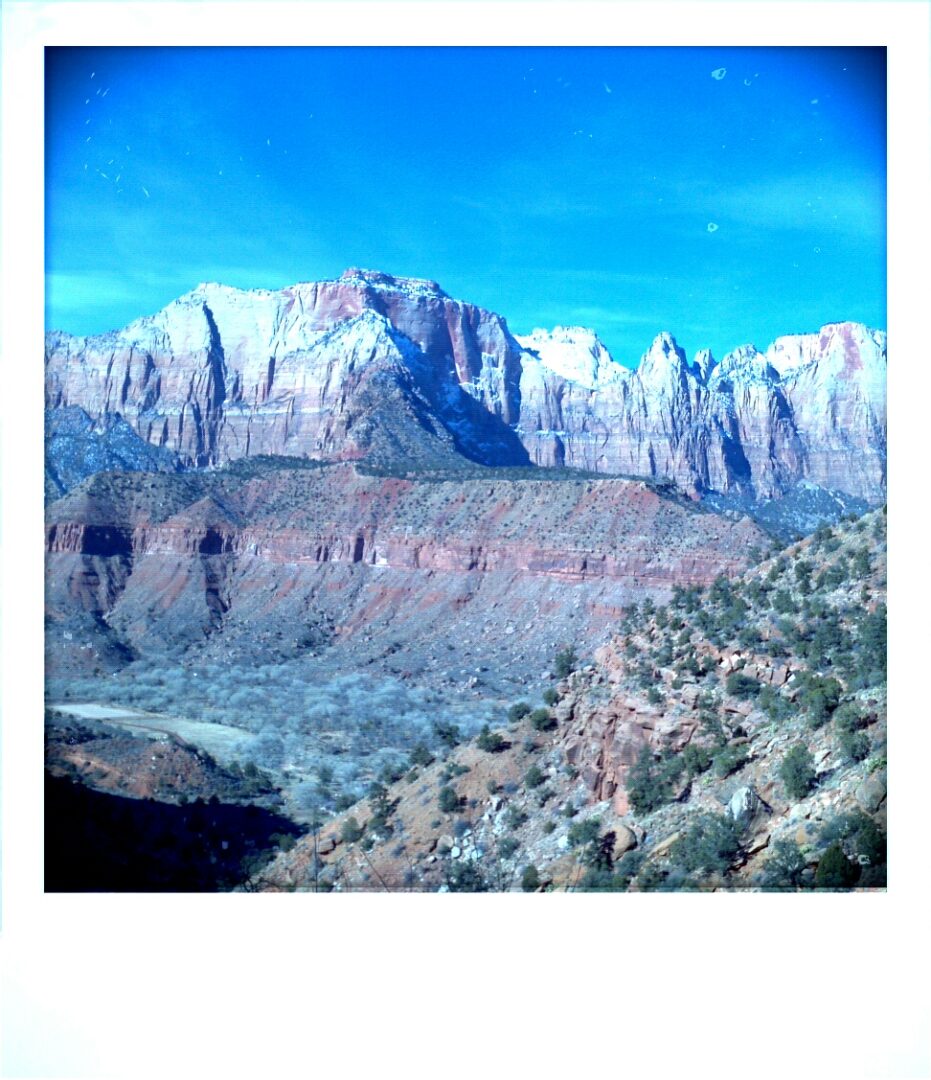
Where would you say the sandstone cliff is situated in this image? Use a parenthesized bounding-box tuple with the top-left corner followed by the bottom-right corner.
(45, 270, 886, 503)
(45, 460, 767, 694)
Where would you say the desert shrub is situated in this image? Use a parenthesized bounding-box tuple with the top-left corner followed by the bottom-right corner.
(567, 818, 601, 850)
(646, 686, 664, 705)
(340, 817, 363, 844)
(530, 708, 557, 733)
(832, 701, 865, 734)
(542, 820, 557, 835)
(553, 647, 578, 679)
(726, 672, 762, 700)
(626, 746, 672, 815)
(504, 806, 527, 830)
(542, 688, 559, 706)
(379, 760, 407, 785)
(476, 725, 508, 753)
(580, 850, 645, 891)
(445, 861, 488, 892)
(838, 729, 871, 764)
(521, 865, 541, 892)
(498, 837, 520, 859)
(760, 838, 808, 890)
(794, 559, 814, 595)
(681, 744, 712, 779)
(780, 744, 816, 799)
(433, 720, 462, 748)
(853, 603, 886, 684)
(669, 813, 741, 875)
(758, 685, 793, 723)
(524, 764, 545, 789)
(334, 792, 358, 812)
(438, 785, 460, 813)
(508, 701, 532, 724)
(851, 546, 872, 577)
(712, 743, 748, 779)
(820, 811, 886, 868)
(796, 673, 842, 729)
(814, 842, 860, 889)
(409, 744, 435, 768)
(658, 751, 685, 786)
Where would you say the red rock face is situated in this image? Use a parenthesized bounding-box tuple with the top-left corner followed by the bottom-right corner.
(44, 465, 768, 678)
(45, 272, 886, 503)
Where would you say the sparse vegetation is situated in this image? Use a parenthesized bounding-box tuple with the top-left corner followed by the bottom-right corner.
(780, 744, 816, 800)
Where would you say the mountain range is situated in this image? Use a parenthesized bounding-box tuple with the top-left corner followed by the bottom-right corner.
(45, 268, 886, 506)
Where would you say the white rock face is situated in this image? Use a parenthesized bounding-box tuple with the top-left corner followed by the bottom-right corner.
(515, 326, 627, 390)
(45, 272, 886, 503)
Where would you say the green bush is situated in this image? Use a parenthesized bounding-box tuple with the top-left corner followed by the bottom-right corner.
(553, 648, 578, 679)
(626, 746, 672, 815)
(681, 744, 712, 779)
(521, 864, 541, 892)
(814, 842, 860, 888)
(409, 744, 435, 767)
(476, 725, 508, 753)
(433, 720, 461, 748)
(445, 861, 488, 892)
(760, 838, 807, 890)
(542, 688, 559, 706)
(567, 818, 601, 850)
(726, 672, 762, 700)
(780, 744, 816, 800)
(340, 817, 363, 844)
(579, 850, 645, 891)
(669, 813, 741, 875)
(820, 811, 886, 867)
(508, 701, 532, 724)
(530, 708, 557, 733)
(498, 836, 520, 859)
(438, 785, 460, 813)
(838, 729, 870, 764)
(712, 743, 748, 779)
(524, 764, 545, 789)
(833, 701, 865, 734)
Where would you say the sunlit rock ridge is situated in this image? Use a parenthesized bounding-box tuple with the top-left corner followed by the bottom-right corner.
(45, 268, 886, 503)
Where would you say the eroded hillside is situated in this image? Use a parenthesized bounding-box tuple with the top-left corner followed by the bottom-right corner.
(255, 507, 886, 891)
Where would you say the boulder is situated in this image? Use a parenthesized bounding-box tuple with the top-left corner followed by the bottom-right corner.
(728, 785, 762, 828)
(611, 824, 638, 860)
(855, 770, 887, 813)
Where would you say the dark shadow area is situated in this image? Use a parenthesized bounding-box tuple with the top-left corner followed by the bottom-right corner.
(45, 773, 303, 892)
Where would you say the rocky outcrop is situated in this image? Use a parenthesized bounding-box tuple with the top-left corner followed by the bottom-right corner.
(44, 462, 767, 687)
(46, 271, 886, 503)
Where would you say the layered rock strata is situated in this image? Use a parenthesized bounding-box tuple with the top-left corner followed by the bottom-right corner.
(45, 270, 886, 503)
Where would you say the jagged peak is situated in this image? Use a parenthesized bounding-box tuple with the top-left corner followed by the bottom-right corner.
(713, 343, 779, 386)
(636, 332, 689, 390)
(691, 348, 717, 383)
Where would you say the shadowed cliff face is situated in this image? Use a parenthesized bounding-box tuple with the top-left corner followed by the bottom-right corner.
(45, 461, 768, 696)
(45, 271, 886, 504)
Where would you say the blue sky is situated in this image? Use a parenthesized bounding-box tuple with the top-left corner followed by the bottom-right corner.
(45, 46, 885, 366)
